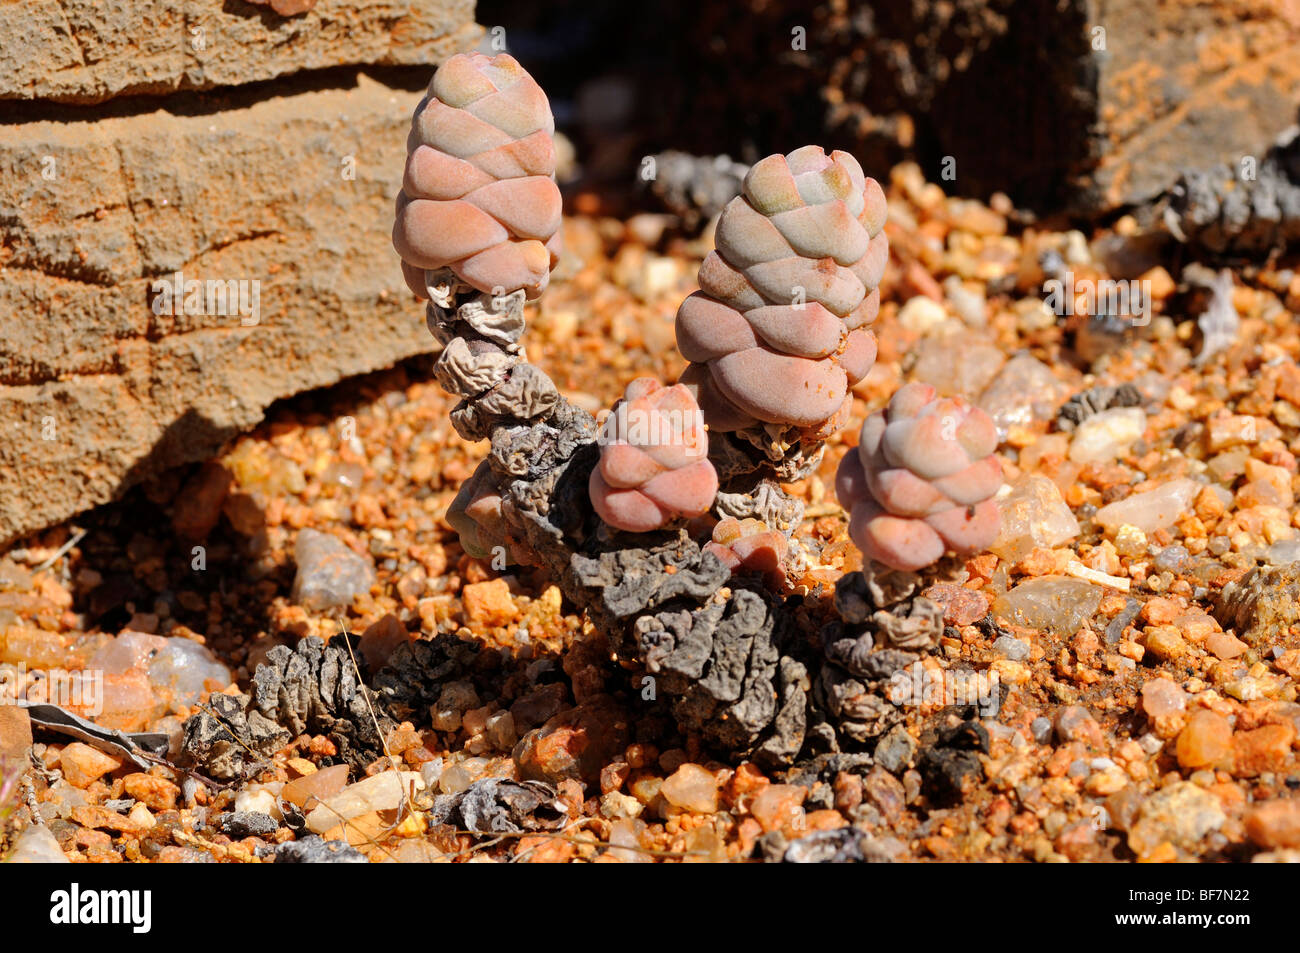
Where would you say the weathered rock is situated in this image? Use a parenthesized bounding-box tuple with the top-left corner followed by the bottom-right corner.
(0, 0, 479, 103)
(0, 76, 453, 545)
(1216, 562, 1300, 647)
(1126, 782, 1226, 858)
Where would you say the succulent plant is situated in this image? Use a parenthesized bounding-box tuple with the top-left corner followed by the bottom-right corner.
(836, 382, 1002, 572)
(589, 378, 718, 532)
(677, 146, 888, 447)
(703, 517, 789, 588)
(393, 52, 563, 302)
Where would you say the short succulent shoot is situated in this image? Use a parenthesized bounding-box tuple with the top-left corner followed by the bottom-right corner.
(836, 382, 1003, 573)
(677, 146, 887, 446)
(393, 52, 563, 302)
(589, 378, 719, 533)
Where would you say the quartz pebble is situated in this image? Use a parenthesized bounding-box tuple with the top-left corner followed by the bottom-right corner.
(749, 784, 806, 833)
(992, 635, 1030, 661)
(304, 771, 423, 833)
(908, 332, 1006, 398)
(1094, 479, 1199, 534)
(6, 824, 69, 863)
(59, 742, 123, 789)
(991, 474, 1080, 561)
(1068, 407, 1145, 464)
(292, 528, 377, 611)
(282, 763, 349, 808)
(148, 637, 231, 706)
(992, 576, 1102, 635)
(1139, 678, 1186, 719)
(1127, 782, 1226, 858)
(977, 354, 1070, 434)
(660, 764, 720, 814)
(1175, 710, 1233, 770)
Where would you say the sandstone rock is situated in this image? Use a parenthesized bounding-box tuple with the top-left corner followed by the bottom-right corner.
(1127, 781, 1226, 858)
(1175, 710, 1233, 771)
(0, 706, 33, 762)
(0, 75, 453, 545)
(1245, 799, 1300, 850)
(0, 0, 479, 103)
(58, 742, 122, 789)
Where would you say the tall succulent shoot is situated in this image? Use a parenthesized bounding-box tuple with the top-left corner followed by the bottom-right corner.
(836, 383, 1002, 572)
(677, 146, 888, 454)
(395, 52, 567, 566)
(393, 52, 563, 303)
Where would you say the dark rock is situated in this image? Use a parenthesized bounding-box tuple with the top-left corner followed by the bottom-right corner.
(917, 746, 983, 807)
(1058, 384, 1143, 432)
(219, 811, 278, 838)
(874, 724, 918, 774)
(273, 835, 367, 864)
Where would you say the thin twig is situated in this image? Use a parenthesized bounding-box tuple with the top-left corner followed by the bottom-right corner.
(31, 527, 87, 575)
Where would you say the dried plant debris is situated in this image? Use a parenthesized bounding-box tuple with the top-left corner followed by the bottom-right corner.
(182, 635, 390, 780)
(20, 701, 168, 772)
(1056, 383, 1143, 431)
(1162, 124, 1300, 256)
(643, 151, 750, 232)
(1183, 265, 1241, 367)
(429, 778, 565, 834)
(272, 835, 368, 864)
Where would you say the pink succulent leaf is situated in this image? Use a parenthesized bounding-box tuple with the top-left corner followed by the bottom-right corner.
(706, 518, 789, 587)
